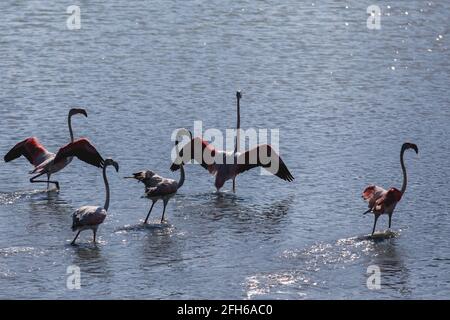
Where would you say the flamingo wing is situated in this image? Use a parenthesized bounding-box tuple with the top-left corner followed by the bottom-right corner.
(170, 137, 216, 172)
(373, 188, 401, 213)
(236, 144, 294, 182)
(145, 179, 178, 197)
(54, 138, 104, 168)
(4, 137, 53, 167)
(30, 155, 56, 174)
(362, 185, 387, 210)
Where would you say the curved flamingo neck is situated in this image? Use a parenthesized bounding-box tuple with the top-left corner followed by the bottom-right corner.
(234, 96, 241, 154)
(400, 148, 407, 194)
(68, 113, 75, 142)
(103, 165, 110, 211)
(175, 141, 185, 189)
(178, 164, 185, 189)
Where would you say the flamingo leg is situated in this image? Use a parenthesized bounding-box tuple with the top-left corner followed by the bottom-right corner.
(232, 178, 236, 193)
(144, 200, 156, 224)
(372, 214, 380, 236)
(30, 172, 60, 191)
(93, 229, 97, 243)
(161, 199, 169, 223)
(388, 214, 392, 229)
(71, 230, 81, 245)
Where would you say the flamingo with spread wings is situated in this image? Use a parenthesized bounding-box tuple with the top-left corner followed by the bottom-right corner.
(170, 92, 293, 192)
(362, 142, 418, 235)
(170, 131, 294, 192)
(4, 108, 88, 191)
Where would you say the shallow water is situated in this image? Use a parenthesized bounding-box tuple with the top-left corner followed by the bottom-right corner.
(0, 1, 450, 299)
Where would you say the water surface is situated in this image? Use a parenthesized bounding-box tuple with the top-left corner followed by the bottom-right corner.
(0, 0, 449, 299)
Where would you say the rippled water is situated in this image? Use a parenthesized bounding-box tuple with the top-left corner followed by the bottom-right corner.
(1, 1, 449, 299)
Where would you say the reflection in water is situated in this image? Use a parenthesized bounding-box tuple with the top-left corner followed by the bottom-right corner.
(356, 230, 398, 242)
(0, 189, 57, 205)
(70, 245, 111, 279)
(370, 241, 411, 297)
(114, 222, 173, 233)
(261, 196, 294, 218)
(274, 232, 412, 298)
(26, 194, 72, 229)
(114, 221, 183, 268)
(138, 223, 187, 287)
(72, 245, 102, 260)
(190, 192, 295, 235)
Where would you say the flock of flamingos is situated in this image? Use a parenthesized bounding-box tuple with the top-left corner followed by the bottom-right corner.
(3, 92, 418, 245)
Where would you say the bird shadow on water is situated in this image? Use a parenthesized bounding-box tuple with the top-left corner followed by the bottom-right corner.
(282, 229, 403, 277)
(356, 229, 399, 242)
(178, 191, 296, 237)
(69, 243, 102, 255)
(115, 222, 172, 230)
(368, 238, 412, 297)
(68, 244, 112, 278)
(112, 219, 184, 275)
(26, 193, 72, 223)
(114, 221, 174, 236)
(14, 194, 73, 240)
(203, 191, 293, 218)
(250, 231, 410, 299)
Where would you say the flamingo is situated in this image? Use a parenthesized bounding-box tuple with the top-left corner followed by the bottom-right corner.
(50, 139, 116, 244)
(170, 131, 294, 192)
(3, 108, 88, 191)
(125, 129, 187, 224)
(362, 142, 418, 236)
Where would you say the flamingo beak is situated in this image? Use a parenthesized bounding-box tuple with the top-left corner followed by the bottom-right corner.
(113, 161, 119, 173)
(123, 176, 139, 182)
(412, 144, 418, 154)
(80, 109, 88, 117)
(69, 108, 88, 117)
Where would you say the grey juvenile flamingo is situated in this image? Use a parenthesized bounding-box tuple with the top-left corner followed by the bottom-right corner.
(125, 129, 187, 224)
(51, 139, 117, 244)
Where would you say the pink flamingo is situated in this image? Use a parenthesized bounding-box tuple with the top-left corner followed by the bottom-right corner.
(170, 131, 294, 192)
(362, 142, 418, 235)
(3, 108, 88, 191)
(50, 139, 115, 244)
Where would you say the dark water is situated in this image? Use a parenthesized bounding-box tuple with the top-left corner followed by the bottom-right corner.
(0, 1, 449, 299)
